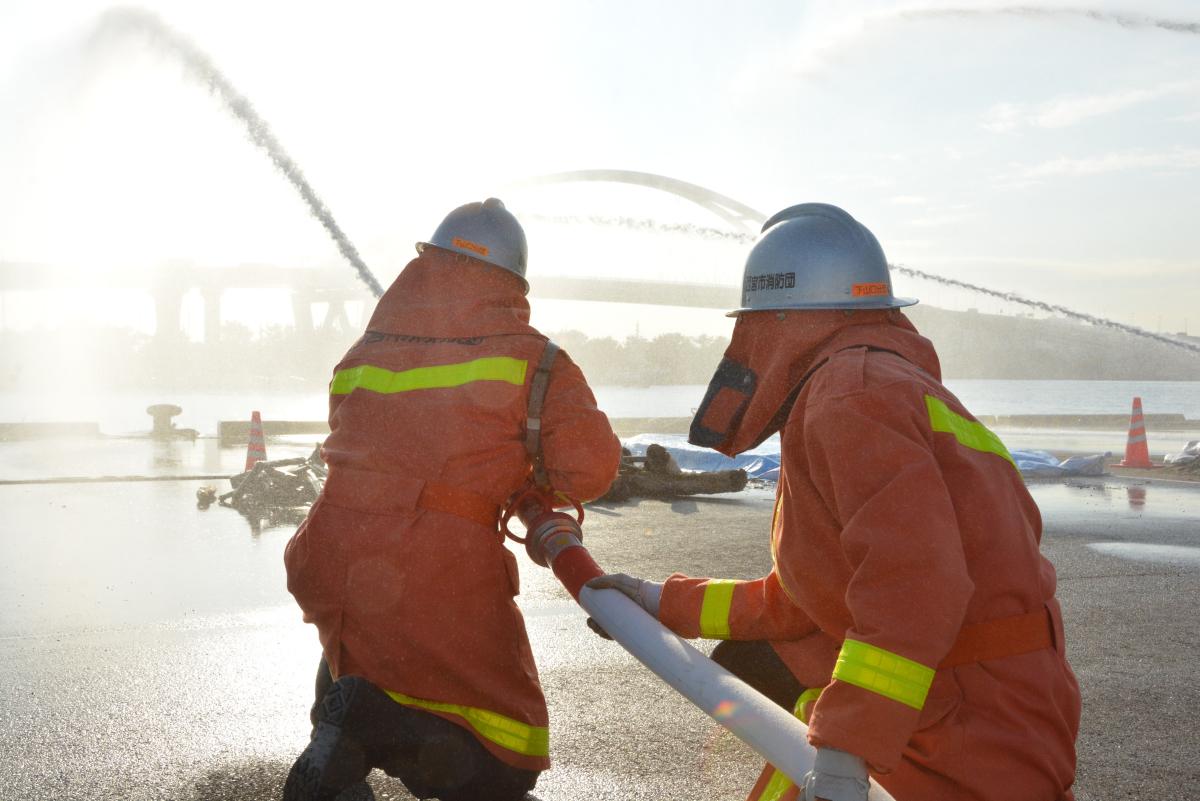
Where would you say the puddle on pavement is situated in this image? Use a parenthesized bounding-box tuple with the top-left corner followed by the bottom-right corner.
(1086, 542, 1200, 566)
(1028, 477, 1200, 518)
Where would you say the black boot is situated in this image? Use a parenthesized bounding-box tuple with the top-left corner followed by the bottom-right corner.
(284, 676, 386, 801)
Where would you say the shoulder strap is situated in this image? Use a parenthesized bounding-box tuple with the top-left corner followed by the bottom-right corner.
(525, 340, 560, 488)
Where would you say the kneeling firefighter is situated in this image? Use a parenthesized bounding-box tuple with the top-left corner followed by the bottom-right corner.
(284, 198, 621, 801)
(589, 203, 1081, 801)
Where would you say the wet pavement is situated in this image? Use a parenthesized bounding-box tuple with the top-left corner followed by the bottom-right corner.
(1, 440, 1198, 800)
(991, 425, 1200, 459)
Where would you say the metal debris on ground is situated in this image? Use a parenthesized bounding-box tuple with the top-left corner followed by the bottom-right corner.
(218, 446, 327, 515)
(1164, 440, 1200, 475)
(196, 485, 218, 508)
(601, 443, 748, 502)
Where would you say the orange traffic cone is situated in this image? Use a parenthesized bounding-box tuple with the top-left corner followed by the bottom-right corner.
(245, 410, 267, 471)
(1116, 397, 1156, 469)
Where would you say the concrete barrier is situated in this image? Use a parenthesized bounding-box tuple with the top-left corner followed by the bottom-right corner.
(218, 420, 330, 446)
(610, 414, 1200, 436)
(0, 422, 101, 441)
(980, 413, 1198, 430)
(211, 412, 1200, 446)
(609, 417, 694, 436)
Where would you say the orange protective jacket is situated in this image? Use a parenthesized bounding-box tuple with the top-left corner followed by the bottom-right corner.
(659, 310, 1081, 801)
(284, 250, 621, 771)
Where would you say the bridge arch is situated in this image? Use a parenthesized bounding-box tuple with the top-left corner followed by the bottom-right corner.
(512, 169, 766, 232)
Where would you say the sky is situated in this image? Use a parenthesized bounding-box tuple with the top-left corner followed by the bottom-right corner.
(1, 0, 1199, 340)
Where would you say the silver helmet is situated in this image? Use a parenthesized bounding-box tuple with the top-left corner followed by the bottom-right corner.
(418, 198, 529, 292)
(729, 202, 916, 315)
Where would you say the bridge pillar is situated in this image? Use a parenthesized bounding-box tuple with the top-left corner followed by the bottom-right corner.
(320, 300, 351, 334)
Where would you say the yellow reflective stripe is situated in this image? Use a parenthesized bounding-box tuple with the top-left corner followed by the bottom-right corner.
(758, 766, 795, 801)
(833, 638, 935, 711)
(925, 394, 1015, 467)
(384, 689, 549, 758)
(699, 579, 736, 639)
(794, 687, 823, 725)
(331, 357, 528, 396)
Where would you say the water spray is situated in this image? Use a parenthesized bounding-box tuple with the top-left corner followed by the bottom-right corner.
(890, 263, 1200, 355)
(92, 8, 385, 299)
(84, 6, 1197, 348)
(523, 213, 754, 243)
(528, 212, 1200, 357)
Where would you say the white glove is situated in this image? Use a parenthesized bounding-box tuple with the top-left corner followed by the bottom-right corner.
(800, 748, 870, 801)
(585, 573, 663, 617)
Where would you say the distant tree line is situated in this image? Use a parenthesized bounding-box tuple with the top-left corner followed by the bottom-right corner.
(549, 330, 730, 386)
(0, 325, 731, 392)
(2, 307, 1197, 395)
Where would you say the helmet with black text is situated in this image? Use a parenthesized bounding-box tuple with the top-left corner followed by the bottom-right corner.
(417, 198, 529, 293)
(689, 203, 918, 456)
(729, 202, 916, 315)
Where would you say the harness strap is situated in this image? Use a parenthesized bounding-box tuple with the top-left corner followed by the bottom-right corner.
(417, 480, 501, 532)
(525, 341, 559, 488)
(938, 604, 1055, 669)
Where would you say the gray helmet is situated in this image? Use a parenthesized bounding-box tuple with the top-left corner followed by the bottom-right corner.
(729, 202, 916, 315)
(417, 198, 529, 292)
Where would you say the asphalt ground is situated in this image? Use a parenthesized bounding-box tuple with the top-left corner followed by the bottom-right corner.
(1, 443, 1198, 800)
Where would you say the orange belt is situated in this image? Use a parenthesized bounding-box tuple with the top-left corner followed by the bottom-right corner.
(417, 480, 500, 532)
(321, 467, 500, 531)
(938, 605, 1055, 669)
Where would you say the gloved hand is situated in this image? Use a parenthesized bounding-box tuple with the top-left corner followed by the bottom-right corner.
(800, 748, 870, 801)
(585, 616, 613, 640)
(585, 573, 663, 617)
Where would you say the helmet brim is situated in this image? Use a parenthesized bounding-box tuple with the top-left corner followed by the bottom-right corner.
(726, 296, 919, 317)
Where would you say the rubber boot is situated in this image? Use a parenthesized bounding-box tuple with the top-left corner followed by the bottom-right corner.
(284, 676, 383, 801)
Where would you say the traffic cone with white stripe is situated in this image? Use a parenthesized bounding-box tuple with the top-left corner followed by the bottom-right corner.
(1117, 397, 1155, 469)
(245, 410, 267, 471)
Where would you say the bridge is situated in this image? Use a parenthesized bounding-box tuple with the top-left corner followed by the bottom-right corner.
(0, 261, 742, 343)
(0, 170, 758, 342)
(510, 169, 766, 231)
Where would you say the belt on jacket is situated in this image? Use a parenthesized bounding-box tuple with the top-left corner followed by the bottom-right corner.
(416, 480, 501, 531)
(322, 466, 500, 531)
(938, 604, 1056, 669)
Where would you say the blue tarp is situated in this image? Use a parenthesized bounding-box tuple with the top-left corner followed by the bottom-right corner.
(1011, 449, 1110, 478)
(622, 434, 781, 479)
(623, 434, 1109, 481)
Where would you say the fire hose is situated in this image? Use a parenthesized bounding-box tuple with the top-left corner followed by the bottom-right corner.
(503, 487, 896, 800)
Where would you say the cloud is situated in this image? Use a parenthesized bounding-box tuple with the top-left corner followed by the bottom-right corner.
(982, 81, 1200, 132)
(889, 194, 929, 205)
(739, 3, 1200, 85)
(1003, 148, 1200, 184)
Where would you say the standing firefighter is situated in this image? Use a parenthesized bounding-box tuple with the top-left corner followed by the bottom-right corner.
(590, 203, 1080, 801)
(284, 198, 621, 801)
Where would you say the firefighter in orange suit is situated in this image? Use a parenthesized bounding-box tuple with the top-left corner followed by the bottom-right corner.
(284, 198, 621, 801)
(589, 203, 1080, 801)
